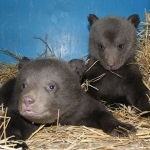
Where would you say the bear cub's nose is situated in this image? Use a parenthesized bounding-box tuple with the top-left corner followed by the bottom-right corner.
(107, 63, 115, 69)
(22, 96, 35, 107)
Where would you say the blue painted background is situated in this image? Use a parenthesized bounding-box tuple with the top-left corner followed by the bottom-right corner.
(0, 0, 150, 63)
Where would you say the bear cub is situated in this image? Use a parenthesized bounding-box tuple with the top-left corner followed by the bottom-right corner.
(0, 58, 136, 149)
(81, 14, 150, 115)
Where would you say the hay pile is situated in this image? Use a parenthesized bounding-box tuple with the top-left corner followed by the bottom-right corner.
(0, 63, 18, 87)
(136, 40, 150, 89)
(0, 41, 150, 149)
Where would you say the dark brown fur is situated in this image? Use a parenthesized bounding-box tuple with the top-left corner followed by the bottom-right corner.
(0, 58, 136, 149)
(81, 14, 150, 115)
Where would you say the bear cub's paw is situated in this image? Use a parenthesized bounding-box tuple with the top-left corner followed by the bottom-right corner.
(109, 122, 136, 137)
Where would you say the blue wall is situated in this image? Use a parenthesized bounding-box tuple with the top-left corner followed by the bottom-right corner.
(0, 0, 150, 63)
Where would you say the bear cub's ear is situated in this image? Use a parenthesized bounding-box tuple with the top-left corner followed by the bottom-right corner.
(88, 14, 99, 26)
(18, 57, 31, 69)
(128, 14, 140, 28)
(68, 59, 86, 78)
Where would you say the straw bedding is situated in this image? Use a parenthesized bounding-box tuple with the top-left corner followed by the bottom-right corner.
(0, 41, 150, 149)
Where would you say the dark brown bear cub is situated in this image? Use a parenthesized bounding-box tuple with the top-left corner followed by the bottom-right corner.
(0, 58, 136, 149)
(82, 14, 150, 115)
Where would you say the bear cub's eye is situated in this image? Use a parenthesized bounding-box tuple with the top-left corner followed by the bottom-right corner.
(97, 44, 105, 51)
(21, 83, 27, 89)
(117, 44, 124, 50)
(46, 83, 56, 91)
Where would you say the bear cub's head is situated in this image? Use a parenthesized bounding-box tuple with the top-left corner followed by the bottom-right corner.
(88, 14, 140, 70)
(15, 58, 83, 124)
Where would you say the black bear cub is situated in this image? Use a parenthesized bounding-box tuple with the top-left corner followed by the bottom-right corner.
(0, 58, 136, 149)
(81, 14, 150, 115)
